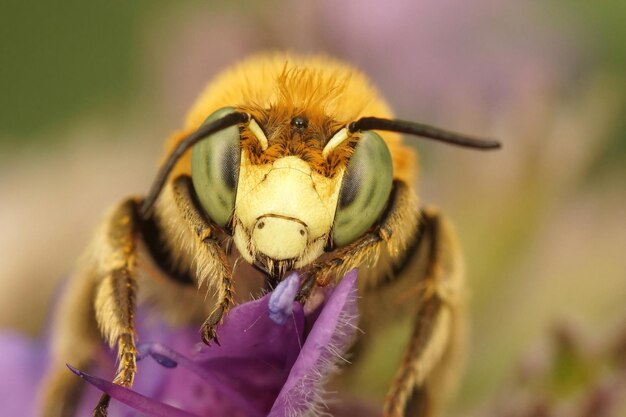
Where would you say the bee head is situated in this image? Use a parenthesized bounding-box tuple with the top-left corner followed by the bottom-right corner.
(186, 106, 395, 276)
(141, 107, 498, 279)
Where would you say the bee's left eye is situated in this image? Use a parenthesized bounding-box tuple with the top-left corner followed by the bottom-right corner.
(191, 107, 241, 227)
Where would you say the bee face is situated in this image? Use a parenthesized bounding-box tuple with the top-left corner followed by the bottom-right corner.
(233, 153, 344, 271)
(191, 105, 395, 275)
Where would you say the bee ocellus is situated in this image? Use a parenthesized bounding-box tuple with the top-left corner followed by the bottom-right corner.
(39, 53, 500, 417)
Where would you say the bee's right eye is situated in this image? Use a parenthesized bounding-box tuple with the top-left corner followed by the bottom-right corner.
(191, 107, 241, 228)
(332, 130, 393, 248)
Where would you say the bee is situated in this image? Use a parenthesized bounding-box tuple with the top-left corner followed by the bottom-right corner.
(39, 52, 500, 417)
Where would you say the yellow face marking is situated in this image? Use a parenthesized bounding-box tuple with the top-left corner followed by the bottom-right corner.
(233, 152, 344, 268)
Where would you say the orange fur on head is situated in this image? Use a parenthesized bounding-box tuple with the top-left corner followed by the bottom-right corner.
(164, 52, 417, 184)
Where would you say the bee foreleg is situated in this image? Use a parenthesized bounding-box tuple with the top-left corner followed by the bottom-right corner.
(91, 199, 141, 417)
(171, 175, 233, 345)
(383, 209, 464, 417)
(385, 295, 451, 417)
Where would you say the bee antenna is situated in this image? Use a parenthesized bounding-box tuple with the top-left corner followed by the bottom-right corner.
(348, 117, 501, 150)
(140, 111, 250, 218)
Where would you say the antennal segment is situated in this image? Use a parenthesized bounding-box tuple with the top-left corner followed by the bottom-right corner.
(348, 117, 501, 150)
(322, 128, 350, 158)
(140, 111, 249, 218)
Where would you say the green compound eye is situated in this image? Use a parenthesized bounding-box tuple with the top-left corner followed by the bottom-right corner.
(332, 131, 393, 248)
(191, 107, 241, 227)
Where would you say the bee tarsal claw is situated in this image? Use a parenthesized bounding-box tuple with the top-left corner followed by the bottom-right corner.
(295, 274, 317, 303)
(201, 323, 220, 346)
(201, 305, 225, 346)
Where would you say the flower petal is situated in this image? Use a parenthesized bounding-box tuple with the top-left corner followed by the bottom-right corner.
(67, 365, 202, 417)
(270, 269, 359, 416)
(66, 270, 360, 417)
(138, 343, 263, 417)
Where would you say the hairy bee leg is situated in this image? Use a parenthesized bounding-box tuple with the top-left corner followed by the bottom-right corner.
(91, 199, 141, 417)
(171, 175, 233, 345)
(319, 192, 462, 417)
(38, 199, 142, 417)
(383, 209, 463, 417)
(384, 295, 449, 417)
(93, 273, 138, 417)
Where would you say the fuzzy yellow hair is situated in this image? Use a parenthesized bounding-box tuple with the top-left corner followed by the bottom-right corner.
(165, 52, 416, 183)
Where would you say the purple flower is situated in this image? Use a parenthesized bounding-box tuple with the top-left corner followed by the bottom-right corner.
(0, 331, 48, 417)
(0, 270, 359, 417)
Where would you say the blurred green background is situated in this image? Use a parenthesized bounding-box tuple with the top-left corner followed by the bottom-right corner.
(1, 1, 625, 415)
